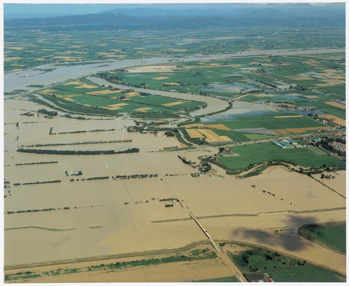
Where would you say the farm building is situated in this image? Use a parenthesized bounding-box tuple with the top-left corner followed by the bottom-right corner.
(273, 138, 304, 149)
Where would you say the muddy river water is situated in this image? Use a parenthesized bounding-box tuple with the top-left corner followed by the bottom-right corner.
(4, 98, 346, 275)
(3, 47, 346, 276)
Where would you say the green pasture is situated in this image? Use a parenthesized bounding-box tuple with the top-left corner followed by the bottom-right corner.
(229, 247, 345, 282)
(38, 78, 203, 114)
(269, 266, 346, 282)
(219, 142, 345, 170)
(206, 113, 324, 130)
(299, 222, 346, 254)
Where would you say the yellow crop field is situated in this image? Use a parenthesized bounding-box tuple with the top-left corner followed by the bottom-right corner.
(271, 129, 290, 135)
(253, 94, 272, 98)
(324, 102, 346, 109)
(64, 95, 81, 98)
(125, 92, 140, 97)
(286, 126, 332, 133)
(101, 106, 122, 110)
(75, 84, 98, 89)
(7, 47, 24, 50)
(87, 90, 120, 95)
(186, 129, 204, 139)
(163, 82, 181, 86)
(63, 98, 74, 102)
(197, 129, 232, 143)
(152, 77, 169, 80)
(135, 107, 152, 112)
(39, 89, 56, 94)
(108, 103, 128, 108)
(163, 101, 184, 107)
(305, 95, 319, 99)
(4, 57, 23, 62)
(183, 124, 230, 131)
(205, 124, 231, 131)
(318, 114, 346, 126)
(63, 81, 83, 85)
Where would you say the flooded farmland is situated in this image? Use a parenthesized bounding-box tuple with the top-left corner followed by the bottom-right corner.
(4, 4, 346, 282)
(4, 99, 346, 275)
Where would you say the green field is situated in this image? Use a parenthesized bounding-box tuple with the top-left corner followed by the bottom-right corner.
(229, 247, 345, 282)
(206, 113, 324, 130)
(7, 24, 343, 72)
(298, 222, 346, 254)
(183, 113, 327, 143)
(37, 78, 204, 115)
(219, 142, 345, 170)
(269, 266, 346, 282)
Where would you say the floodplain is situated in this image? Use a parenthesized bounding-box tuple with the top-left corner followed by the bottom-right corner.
(3, 3, 346, 283)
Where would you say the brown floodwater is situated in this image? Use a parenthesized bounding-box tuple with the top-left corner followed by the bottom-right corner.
(4, 98, 346, 276)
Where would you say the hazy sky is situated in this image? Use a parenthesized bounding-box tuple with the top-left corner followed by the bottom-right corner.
(4, 3, 344, 19)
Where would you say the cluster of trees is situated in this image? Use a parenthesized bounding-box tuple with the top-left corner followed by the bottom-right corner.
(113, 174, 158, 180)
(198, 162, 211, 173)
(320, 173, 335, 179)
(38, 109, 58, 116)
(164, 131, 175, 137)
(96, 73, 123, 84)
(160, 198, 179, 202)
(86, 176, 109, 181)
(20, 112, 34, 116)
(7, 208, 56, 214)
(50, 128, 115, 135)
(62, 114, 87, 120)
(15, 161, 58, 166)
(14, 180, 61, 186)
(17, 148, 139, 155)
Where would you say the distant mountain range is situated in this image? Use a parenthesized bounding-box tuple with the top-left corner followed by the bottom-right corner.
(5, 4, 345, 30)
